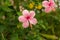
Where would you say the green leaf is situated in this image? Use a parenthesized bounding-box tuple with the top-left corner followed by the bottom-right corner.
(39, 36, 45, 40)
(1, 6, 13, 12)
(4, 0, 11, 6)
(17, 12, 22, 16)
(10, 33, 19, 40)
(0, 25, 6, 33)
(40, 33, 58, 40)
(40, 24, 47, 30)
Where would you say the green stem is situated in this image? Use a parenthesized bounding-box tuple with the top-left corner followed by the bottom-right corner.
(1, 32, 5, 40)
(52, 27, 55, 35)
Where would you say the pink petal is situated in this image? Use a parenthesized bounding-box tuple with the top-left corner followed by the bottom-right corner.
(29, 18, 37, 25)
(49, 0, 56, 7)
(30, 11, 35, 18)
(42, 1, 49, 8)
(45, 7, 52, 13)
(22, 10, 30, 17)
(22, 21, 29, 28)
(49, 0, 54, 2)
(18, 16, 27, 23)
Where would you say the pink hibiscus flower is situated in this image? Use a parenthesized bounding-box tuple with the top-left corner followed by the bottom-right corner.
(18, 10, 37, 28)
(42, 0, 56, 13)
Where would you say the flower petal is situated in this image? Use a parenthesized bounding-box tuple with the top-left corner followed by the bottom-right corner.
(22, 10, 30, 17)
(18, 16, 27, 22)
(49, 0, 56, 7)
(42, 1, 49, 8)
(49, 0, 54, 2)
(29, 18, 37, 25)
(45, 7, 52, 13)
(22, 21, 29, 28)
(30, 11, 35, 18)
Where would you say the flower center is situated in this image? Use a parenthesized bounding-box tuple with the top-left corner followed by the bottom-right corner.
(26, 16, 30, 20)
(49, 3, 52, 6)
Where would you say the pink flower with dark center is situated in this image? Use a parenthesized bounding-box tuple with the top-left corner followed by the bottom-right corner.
(42, 0, 56, 13)
(18, 10, 37, 28)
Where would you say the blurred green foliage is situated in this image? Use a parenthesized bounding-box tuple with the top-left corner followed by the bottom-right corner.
(0, 0, 60, 40)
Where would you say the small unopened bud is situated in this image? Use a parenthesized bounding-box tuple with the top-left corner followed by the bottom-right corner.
(2, 16, 5, 20)
(19, 6, 24, 12)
